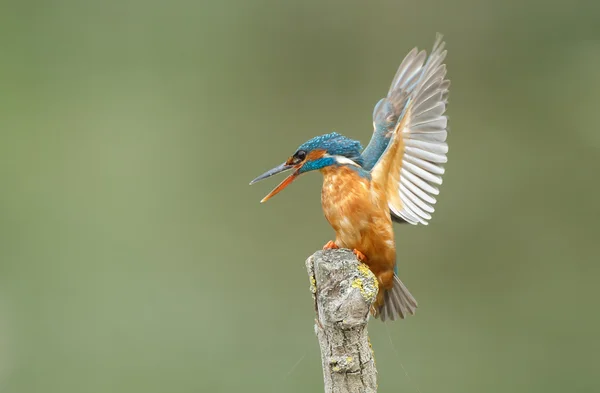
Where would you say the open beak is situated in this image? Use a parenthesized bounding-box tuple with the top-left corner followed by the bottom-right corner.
(249, 163, 292, 185)
(249, 162, 300, 203)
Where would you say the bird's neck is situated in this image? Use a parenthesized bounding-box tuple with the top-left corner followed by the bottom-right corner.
(320, 163, 371, 180)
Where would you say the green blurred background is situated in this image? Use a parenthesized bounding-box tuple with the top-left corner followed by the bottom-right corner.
(1, 0, 599, 392)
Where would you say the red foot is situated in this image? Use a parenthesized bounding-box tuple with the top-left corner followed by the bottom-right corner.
(323, 240, 339, 250)
(353, 249, 367, 262)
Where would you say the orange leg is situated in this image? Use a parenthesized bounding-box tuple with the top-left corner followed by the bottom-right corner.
(352, 249, 367, 262)
(323, 240, 339, 250)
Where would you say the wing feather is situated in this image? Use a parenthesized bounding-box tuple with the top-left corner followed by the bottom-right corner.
(401, 168, 439, 195)
(404, 154, 445, 175)
(361, 45, 428, 171)
(400, 176, 437, 204)
(371, 34, 450, 225)
(390, 49, 427, 92)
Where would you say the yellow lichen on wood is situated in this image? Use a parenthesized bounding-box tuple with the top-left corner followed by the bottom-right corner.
(351, 263, 378, 301)
(309, 274, 317, 294)
(368, 337, 376, 367)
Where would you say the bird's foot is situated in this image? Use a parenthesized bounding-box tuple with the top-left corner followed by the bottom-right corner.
(322, 240, 339, 250)
(352, 249, 367, 262)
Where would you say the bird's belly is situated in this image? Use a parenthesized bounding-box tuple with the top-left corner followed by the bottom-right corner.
(320, 167, 396, 275)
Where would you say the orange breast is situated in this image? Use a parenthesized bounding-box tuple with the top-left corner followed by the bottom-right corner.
(320, 165, 396, 289)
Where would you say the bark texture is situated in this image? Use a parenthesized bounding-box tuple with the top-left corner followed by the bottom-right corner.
(306, 249, 378, 393)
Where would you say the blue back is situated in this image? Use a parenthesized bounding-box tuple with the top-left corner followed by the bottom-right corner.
(360, 98, 399, 171)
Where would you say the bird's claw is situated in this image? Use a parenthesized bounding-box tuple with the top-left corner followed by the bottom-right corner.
(353, 249, 367, 262)
(323, 240, 339, 250)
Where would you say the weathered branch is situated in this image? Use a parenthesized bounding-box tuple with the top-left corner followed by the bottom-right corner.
(306, 249, 379, 393)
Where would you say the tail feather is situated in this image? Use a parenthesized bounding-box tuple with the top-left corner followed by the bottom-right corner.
(377, 275, 418, 321)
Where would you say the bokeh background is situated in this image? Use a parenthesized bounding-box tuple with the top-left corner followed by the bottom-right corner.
(1, 0, 600, 392)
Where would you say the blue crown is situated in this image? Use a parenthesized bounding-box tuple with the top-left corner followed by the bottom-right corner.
(298, 132, 363, 162)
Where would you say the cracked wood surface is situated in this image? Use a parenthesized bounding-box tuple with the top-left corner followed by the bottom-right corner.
(306, 249, 378, 393)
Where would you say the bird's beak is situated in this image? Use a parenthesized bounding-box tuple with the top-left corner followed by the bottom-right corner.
(249, 163, 293, 185)
(249, 162, 301, 203)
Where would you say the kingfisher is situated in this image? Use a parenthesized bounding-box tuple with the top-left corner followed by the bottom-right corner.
(250, 34, 449, 322)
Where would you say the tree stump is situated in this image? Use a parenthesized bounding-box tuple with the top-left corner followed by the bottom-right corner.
(306, 249, 379, 393)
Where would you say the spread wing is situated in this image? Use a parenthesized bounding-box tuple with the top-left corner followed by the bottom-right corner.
(361, 44, 428, 171)
(370, 34, 450, 225)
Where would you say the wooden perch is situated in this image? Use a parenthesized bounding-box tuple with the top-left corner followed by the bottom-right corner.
(306, 249, 379, 393)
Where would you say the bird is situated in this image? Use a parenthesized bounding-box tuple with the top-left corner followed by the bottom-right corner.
(250, 34, 449, 322)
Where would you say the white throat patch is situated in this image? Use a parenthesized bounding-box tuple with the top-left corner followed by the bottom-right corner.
(324, 154, 360, 167)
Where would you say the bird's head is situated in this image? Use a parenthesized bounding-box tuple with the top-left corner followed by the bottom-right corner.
(250, 132, 363, 202)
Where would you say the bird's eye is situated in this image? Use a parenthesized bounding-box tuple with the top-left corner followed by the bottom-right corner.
(295, 150, 307, 161)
